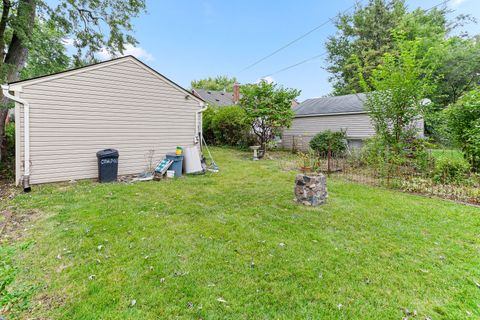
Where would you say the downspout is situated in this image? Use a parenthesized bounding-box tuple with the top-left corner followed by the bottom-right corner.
(195, 102, 208, 145)
(1, 84, 31, 192)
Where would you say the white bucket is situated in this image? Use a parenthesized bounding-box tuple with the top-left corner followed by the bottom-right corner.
(166, 170, 175, 178)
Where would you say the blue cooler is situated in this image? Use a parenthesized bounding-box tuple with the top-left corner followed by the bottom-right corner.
(165, 153, 184, 177)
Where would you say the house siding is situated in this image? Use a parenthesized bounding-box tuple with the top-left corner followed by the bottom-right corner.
(282, 113, 424, 151)
(15, 58, 201, 185)
(282, 113, 375, 150)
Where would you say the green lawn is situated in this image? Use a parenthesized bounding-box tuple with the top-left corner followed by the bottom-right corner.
(2, 148, 480, 319)
(430, 148, 465, 162)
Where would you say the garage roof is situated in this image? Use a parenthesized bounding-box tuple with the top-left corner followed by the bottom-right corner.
(294, 93, 366, 117)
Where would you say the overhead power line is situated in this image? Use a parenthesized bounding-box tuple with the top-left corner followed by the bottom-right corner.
(261, 52, 328, 78)
(240, 3, 357, 72)
(260, 0, 452, 79)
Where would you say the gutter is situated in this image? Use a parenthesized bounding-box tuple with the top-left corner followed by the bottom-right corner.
(1, 84, 31, 192)
(195, 102, 208, 144)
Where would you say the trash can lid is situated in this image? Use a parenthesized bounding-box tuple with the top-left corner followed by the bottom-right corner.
(96, 149, 119, 158)
(166, 152, 184, 158)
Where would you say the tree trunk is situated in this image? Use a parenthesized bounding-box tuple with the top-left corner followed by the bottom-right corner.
(0, 0, 36, 163)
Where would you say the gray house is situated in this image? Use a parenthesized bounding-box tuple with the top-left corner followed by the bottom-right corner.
(282, 93, 424, 150)
(3, 56, 206, 188)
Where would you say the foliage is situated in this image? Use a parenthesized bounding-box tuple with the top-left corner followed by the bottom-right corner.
(0, 122, 15, 180)
(48, 1, 147, 66)
(432, 156, 470, 184)
(297, 148, 321, 173)
(358, 38, 434, 151)
(325, 0, 450, 95)
(325, 0, 406, 95)
(444, 88, 480, 171)
(210, 106, 249, 146)
(309, 130, 347, 155)
(0, 0, 146, 162)
(240, 81, 300, 152)
(360, 135, 432, 177)
(324, 0, 477, 144)
(0, 244, 35, 315)
(361, 136, 404, 177)
(21, 19, 70, 80)
(424, 37, 480, 144)
(5, 122, 14, 157)
(431, 37, 480, 107)
(201, 106, 216, 144)
(191, 76, 238, 91)
(2, 148, 480, 319)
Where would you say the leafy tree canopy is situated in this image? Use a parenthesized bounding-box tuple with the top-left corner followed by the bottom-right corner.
(240, 81, 300, 152)
(21, 19, 70, 80)
(0, 0, 146, 161)
(432, 37, 480, 107)
(325, 0, 472, 97)
(191, 76, 238, 91)
(326, 0, 408, 95)
(358, 38, 435, 150)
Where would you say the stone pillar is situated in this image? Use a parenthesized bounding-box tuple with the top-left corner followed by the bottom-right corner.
(294, 174, 327, 206)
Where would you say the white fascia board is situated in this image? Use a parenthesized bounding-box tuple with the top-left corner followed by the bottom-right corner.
(10, 58, 132, 89)
(128, 58, 205, 106)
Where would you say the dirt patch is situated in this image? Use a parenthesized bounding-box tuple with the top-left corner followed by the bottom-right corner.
(28, 292, 67, 318)
(0, 209, 41, 243)
(0, 181, 17, 202)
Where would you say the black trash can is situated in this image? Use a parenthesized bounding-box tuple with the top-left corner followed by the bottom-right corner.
(96, 149, 119, 183)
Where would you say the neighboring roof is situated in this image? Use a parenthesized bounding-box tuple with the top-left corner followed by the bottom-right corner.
(8, 55, 204, 104)
(294, 93, 367, 117)
(192, 88, 240, 106)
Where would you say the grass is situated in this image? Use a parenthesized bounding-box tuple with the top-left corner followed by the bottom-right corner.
(1, 148, 480, 319)
(430, 148, 465, 162)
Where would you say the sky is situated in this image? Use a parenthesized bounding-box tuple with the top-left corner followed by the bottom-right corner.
(110, 0, 480, 101)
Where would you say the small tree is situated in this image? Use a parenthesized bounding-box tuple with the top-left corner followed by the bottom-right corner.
(240, 81, 300, 153)
(444, 87, 480, 171)
(357, 37, 435, 153)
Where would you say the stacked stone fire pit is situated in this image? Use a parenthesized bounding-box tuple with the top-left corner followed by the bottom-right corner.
(294, 173, 328, 206)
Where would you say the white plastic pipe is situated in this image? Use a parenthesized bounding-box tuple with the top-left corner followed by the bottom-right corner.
(195, 103, 208, 144)
(2, 84, 30, 189)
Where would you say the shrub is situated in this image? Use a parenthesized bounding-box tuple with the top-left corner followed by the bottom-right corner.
(211, 106, 250, 146)
(444, 88, 480, 171)
(360, 135, 434, 178)
(5, 122, 15, 157)
(403, 137, 434, 172)
(202, 106, 216, 144)
(309, 130, 347, 155)
(433, 156, 470, 184)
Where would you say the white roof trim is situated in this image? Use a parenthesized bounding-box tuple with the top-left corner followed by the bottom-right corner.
(295, 111, 367, 118)
(9, 57, 132, 89)
(8, 56, 204, 105)
(128, 58, 204, 105)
